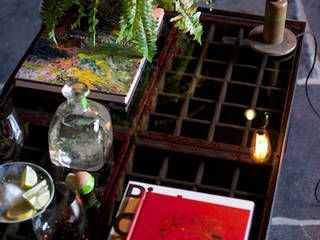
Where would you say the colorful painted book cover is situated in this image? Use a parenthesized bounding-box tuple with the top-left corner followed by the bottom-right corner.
(15, 9, 164, 105)
(108, 181, 254, 240)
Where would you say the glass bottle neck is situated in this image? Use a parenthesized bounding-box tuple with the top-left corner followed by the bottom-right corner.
(67, 96, 88, 112)
(62, 82, 90, 112)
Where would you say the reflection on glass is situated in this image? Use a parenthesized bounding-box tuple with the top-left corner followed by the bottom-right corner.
(0, 100, 23, 162)
(33, 183, 87, 240)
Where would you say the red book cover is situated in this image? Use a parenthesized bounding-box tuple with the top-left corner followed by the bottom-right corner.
(126, 191, 251, 240)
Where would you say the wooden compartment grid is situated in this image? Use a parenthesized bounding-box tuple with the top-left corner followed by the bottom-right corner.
(102, 10, 305, 240)
(141, 22, 294, 150)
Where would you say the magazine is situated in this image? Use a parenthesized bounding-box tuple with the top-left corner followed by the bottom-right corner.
(108, 181, 254, 240)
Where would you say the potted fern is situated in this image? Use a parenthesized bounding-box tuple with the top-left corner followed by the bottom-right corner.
(41, 0, 212, 62)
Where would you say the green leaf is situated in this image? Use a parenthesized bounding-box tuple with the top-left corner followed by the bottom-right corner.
(118, 0, 157, 61)
(71, 0, 87, 30)
(41, 0, 76, 47)
(88, 0, 100, 46)
(157, 0, 175, 11)
(48, 29, 58, 47)
(170, 0, 203, 44)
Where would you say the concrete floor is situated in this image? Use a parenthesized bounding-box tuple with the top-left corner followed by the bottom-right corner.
(301, 0, 320, 52)
(0, 0, 42, 95)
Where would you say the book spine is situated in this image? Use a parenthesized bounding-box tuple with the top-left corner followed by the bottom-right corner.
(125, 191, 148, 240)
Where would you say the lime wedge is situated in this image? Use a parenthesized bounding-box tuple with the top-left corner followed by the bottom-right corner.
(22, 180, 47, 200)
(5, 200, 37, 221)
(20, 166, 38, 189)
(35, 189, 50, 210)
(27, 185, 50, 210)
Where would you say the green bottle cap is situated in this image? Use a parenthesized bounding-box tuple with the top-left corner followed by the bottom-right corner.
(77, 175, 95, 195)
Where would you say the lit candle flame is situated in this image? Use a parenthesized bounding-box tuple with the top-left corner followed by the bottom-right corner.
(252, 131, 271, 163)
(244, 109, 256, 121)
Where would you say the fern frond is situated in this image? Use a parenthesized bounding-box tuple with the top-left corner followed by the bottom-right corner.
(71, 0, 87, 30)
(158, 0, 213, 11)
(117, 0, 138, 42)
(41, 0, 75, 47)
(170, 0, 203, 44)
(41, 0, 59, 46)
(88, 0, 100, 46)
(118, 0, 157, 61)
(136, 0, 158, 61)
(48, 29, 58, 46)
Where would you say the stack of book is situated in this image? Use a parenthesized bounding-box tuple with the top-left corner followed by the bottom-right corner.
(108, 181, 255, 240)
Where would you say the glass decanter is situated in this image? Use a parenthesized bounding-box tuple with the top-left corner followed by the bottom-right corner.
(48, 82, 113, 176)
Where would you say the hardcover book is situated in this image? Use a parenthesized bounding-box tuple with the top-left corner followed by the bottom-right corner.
(14, 9, 164, 106)
(108, 181, 254, 240)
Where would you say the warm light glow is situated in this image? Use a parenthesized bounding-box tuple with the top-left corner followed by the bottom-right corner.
(105, 121, 111, 131)
(244, 109, 256, 121)
(251, 131, 271, 163)
(254, 134, 268, 159)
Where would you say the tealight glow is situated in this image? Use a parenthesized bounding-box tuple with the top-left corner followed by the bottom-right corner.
(251, 130, 271, 163)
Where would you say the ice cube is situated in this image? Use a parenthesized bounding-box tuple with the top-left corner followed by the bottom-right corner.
(0, 182, 23, 212)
